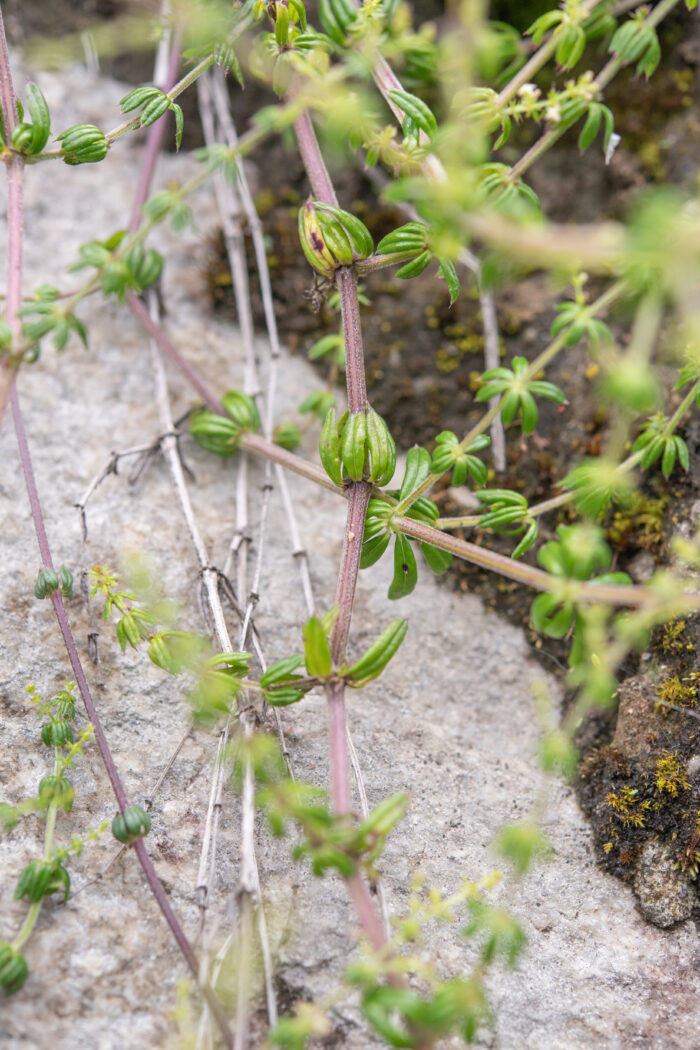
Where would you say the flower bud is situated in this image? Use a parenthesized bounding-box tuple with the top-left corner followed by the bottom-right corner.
(298, 201, 342, 279)
(58, 124, 109, 165)
(221, 389, 261, 431)
(190, 410, 241, 456)
(0, 943, 28, 995)
(319, 406, 343, 485)
(40, 720, 74, 748)
(126, 245, 163, 291)
(340, 410, 367, 482)
(34, 567, 59, 599)
(365, 409, 396, 486)
(111, 804, 151, 845)
(38, 775, 75, 813)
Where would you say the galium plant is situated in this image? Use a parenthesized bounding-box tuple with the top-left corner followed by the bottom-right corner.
(2, 0, 700, 1046)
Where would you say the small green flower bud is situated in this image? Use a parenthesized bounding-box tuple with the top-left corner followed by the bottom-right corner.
(273, 422, 301, 450)
(34, 567, 59, 599)
(111, 804, 151, 845)
(58, 124, 109, 165)
(315, 203, 373, 261)
(190, 410, 241, 456)
(38, 775, 75, 813)
(221, 390, 261, 431)
(40, 720, 73, 748)
(59, 566, 73, 598)
(11, 123, 34, 153)
(15, 859, 70, 903)
(298, 201, 340, 280)
(0, 943, 28, 995)
(340, 410, 367, 482)
(126, 245, 163, 291)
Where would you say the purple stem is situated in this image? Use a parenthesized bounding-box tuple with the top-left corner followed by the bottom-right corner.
(292, 111, 338, 206)
(0, 18, 232, 1041)
(10, 388, 125, 809)
(126, 292, 224, 412)
(331, 481, 371, 666)
(327, 681, 350, 814)
(293, 110, 389, 958)
(336, 268, 367, 414)
(11, 387, 236, 1050)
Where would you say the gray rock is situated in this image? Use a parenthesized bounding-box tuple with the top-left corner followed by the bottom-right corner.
(634, 840, 697, 927)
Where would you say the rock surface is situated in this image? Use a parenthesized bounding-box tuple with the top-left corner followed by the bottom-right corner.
(0, 60, 699, 1050)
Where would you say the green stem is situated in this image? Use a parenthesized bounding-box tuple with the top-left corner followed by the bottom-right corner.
(354, 250, 425, 276)
(510, 0, 682, 181)
(104, 56, 216, 144)
(496, 0, 603, 107)
(393, 512, 700, 608)
(12, 769, 59, 953)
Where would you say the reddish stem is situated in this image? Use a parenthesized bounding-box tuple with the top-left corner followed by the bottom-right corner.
(292, 111, 338, 206)
(331, 482, 371, 665)
(327, 681, 351, 815)
(11, 390, 236, 1050)
(336, 268, 367, 414)
(126, 292, 224, 412)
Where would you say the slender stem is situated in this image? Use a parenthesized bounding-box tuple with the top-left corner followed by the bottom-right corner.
(331, 483, 372, 665)
(510, 0, 682, 181)
(497, 37, 559, 108)
(393, 512, 700, 608)
(336, 268, 368, 414)
(104, 55, 216, 145)
(0, 5, 22, 426)
(132, 837, 233, 1048)
(11, 789, 59, 952)
(12, 902, 41, 953)
(10, 373, 237, 1045)
(293, 111, 338, 205)
(126, 292, 224, 411)
(294, 112, 388, 958)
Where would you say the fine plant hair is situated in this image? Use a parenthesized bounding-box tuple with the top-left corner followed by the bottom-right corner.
(1, 1, 700, 1048)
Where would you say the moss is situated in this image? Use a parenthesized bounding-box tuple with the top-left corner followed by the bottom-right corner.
(654, 751, 691, 798)
(605, 491, 669, 553)
(606, 786, 651, 829)
(655, 673, 698, 712)
(660, 619, 692, 654)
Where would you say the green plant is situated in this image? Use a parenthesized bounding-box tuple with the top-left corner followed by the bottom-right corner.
(2, 0, 700, 1045)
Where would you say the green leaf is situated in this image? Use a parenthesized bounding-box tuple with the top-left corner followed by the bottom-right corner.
(420, 542, 452, 575)
(388, 535, 418, 600)
(360, 530, 391, 569)
(388, 88, 438, 137)
(344, 619, 408, 685)
(438, 258, 460, 304)
(400, 447, 431, 501)
(302, 616, 332, 677)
